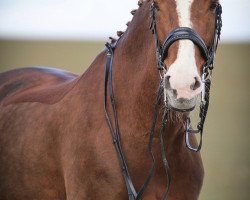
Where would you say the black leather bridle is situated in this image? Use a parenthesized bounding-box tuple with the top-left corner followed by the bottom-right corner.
(104, 1, 222, 200)
(150, 2, 222, 152)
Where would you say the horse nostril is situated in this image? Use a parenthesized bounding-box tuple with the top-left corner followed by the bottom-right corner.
(191, 77, 201, 91)
(165, 75, 171, 88)
(173, 89, 177, 98)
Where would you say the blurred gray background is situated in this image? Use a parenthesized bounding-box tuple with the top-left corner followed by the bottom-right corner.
(0, 0, 249, 199)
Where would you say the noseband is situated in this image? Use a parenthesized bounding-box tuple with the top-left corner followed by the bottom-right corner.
(104, 2, 222, 200)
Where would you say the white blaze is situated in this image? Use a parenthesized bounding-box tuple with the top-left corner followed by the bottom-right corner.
(165, 0, 201, 100)
(176, 0, 193, 27)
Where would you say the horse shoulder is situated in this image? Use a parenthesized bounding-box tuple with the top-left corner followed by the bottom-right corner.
(0, 67, 80, 105)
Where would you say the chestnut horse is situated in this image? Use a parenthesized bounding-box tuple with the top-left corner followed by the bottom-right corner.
(0, 0, 222, 200)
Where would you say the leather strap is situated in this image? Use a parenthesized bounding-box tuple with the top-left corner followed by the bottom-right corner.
(158, 108, 172, 199)
(150, 3, 166, 71)
(104, 43, 137, 199)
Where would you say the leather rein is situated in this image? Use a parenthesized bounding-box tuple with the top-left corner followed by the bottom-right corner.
(104, 2, 222, 200)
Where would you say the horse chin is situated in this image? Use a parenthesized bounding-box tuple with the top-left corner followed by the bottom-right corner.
(166, 95, 198, 113)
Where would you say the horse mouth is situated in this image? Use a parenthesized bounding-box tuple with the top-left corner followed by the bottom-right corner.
(170, 105, 195, 112)
(165, 91, 199, 112)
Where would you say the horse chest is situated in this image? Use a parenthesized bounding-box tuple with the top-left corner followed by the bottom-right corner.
(70, 143, 203, 200)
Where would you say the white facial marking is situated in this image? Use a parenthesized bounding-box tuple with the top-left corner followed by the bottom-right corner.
(165, 0, 201, 102)
(176, 0, 194, 27)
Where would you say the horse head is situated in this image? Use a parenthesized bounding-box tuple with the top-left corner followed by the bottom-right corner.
(151, 0, 222, 111)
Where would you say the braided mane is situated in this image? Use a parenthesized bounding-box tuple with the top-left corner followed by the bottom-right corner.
(109, 0, 150, 43)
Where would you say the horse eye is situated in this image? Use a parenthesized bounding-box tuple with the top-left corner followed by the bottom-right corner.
(210, 2, 218, 11)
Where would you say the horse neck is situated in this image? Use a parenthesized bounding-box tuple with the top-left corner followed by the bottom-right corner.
(109, 4, 184, 139)
(75, 3, 184, 140)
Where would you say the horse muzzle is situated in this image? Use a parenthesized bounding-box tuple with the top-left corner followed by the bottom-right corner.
(165, 89, 198, 112)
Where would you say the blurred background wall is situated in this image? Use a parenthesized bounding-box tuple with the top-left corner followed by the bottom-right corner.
(0, 0, 249, 199)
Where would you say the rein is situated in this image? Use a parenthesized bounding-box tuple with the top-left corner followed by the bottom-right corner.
(104, 2, 222, 200)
